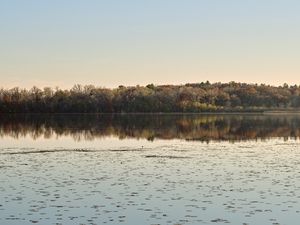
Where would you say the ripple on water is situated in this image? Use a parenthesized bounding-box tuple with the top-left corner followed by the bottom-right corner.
(0, 140, 300, 224)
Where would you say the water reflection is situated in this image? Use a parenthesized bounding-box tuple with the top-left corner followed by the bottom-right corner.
(0, 114, 300, 142)
(1, 114, 300, 225)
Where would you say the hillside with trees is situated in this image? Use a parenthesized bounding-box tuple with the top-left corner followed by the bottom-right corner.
(1, 82, 300, 113)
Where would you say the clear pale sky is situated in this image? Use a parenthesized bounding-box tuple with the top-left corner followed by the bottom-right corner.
(1, 0, 299, 88)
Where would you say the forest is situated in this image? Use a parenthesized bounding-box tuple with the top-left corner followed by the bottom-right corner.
(1, 82, 300, 113)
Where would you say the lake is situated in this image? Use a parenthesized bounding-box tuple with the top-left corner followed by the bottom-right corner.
(0, 114, 300, 225)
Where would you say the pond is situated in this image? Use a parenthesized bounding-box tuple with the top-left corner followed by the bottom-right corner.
(0, 114, 300, 225)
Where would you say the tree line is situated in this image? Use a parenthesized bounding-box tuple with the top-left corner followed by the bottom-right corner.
(1, 82, 300, 113)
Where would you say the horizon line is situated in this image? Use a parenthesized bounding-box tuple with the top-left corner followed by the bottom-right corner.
(1, 81, 299, 90)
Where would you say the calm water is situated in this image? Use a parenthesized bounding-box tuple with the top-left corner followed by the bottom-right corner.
(0, 114, 300, 225)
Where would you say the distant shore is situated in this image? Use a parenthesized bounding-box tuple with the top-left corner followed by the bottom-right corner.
(1, 82, 300, 113)
(263, 110, 300, 114)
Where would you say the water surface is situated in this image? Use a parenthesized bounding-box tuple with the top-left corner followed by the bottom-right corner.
(0, 114, 300, 225)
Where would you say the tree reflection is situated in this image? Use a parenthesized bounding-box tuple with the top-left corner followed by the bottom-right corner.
(0, 114, 300, 142)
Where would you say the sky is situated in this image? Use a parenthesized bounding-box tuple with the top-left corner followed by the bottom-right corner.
(0, 0, 300, 89)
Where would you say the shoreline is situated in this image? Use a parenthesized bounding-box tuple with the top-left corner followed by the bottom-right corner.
(1, 111, 300, 115)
